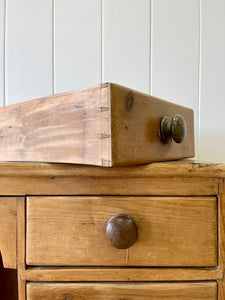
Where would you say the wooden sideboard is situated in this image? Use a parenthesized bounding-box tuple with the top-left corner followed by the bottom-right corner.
(0, 160, 225, 299)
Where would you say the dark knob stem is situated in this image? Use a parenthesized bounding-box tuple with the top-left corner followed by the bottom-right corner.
(106, 214, 138, 249)
(160, 114, 187, 144)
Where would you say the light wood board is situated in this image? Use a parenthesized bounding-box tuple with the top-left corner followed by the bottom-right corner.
(27, 282, 217, 300)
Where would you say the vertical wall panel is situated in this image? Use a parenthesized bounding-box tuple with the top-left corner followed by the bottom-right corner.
(151, 0, 199, 156)
(199, 0, 225, 163)
(0, 0, 4, 106)
(5, 0, 52, 105)
(54, 0, 101, 94)
(103, 0, 150, 94)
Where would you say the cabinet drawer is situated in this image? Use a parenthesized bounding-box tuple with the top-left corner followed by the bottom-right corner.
(26, 196, 217, 266)
(27, 282, 217, 299)
(0, 83, 194, 167)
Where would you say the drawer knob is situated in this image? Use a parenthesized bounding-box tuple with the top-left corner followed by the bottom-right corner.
(160, 114, 187, 144)
(106, 214, 138, 249)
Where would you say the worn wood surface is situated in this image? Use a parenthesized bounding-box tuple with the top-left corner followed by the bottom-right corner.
(0, 83, 111, 166)
(17, 198, 26, 300)
(0, 161, 222, 300)
(26, 196, 217, 267)
(111, 83, 194, 165)
(26, 282, 217, 300)
(0, 83, 194, 167)
(0, 161, 223, 178)
(218, 178, 225, 300)
(0, 197, 17, 269)
(22, 268, 223, 282)
(219, 179, 225, 268)
(218, 278, 225, 300)
(0, 177, 218, 196)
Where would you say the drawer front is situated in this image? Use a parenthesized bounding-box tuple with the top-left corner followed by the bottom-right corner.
(27, 282, 217, 299)
(26, 196, 217, 266)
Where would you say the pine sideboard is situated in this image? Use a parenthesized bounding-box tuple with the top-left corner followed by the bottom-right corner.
(0, 160, 225, 299)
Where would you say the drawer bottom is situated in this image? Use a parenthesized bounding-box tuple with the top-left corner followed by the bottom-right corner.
(27, 282, 217, 299)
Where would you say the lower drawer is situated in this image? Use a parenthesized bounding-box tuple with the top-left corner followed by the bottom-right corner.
(27, 282, 217, 299)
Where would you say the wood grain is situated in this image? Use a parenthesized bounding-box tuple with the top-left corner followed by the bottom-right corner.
(218, 277, 225, 300)
(26, 282, 217, 300)
(0, 160, 222, 300)
(0, 161, 223, 178)
(0, 83, 111, 166)
(0, 197, 17, 268)
(17, 198, 26, 300)
(0, 83, 194, 166)
(219, 179, 225, 268)
(26, 196, 217, 267)
(0, 177, 218, 196)
(22, 267, 223, 282)
(218, 178, 225, 299)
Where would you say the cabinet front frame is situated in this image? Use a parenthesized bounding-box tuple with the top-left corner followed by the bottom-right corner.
(14, 177, 225, 299)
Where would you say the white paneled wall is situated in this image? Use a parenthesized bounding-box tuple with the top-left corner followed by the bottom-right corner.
(199, 0, 225, 162)
(151, 0, 199, 156)
(0, 0, 4, 107)
(5, 0, 53, 105)
(0, 0, 225, 162)
(54, 0, 101, 93)
(103, 0, 150, 94)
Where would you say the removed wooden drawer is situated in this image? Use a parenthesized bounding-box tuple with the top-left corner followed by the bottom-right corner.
(26, 196, 217, 266)
(26, 282, 217, 300)
(0, 83, 194, 166)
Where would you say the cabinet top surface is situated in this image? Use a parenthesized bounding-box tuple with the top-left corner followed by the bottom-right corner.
(0, 160, 224, 178)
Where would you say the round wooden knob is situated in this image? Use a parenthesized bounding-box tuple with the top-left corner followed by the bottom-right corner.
(106, 214, 138, 249)
(160, 114, 187, 144)
(65, 295, 73, 300)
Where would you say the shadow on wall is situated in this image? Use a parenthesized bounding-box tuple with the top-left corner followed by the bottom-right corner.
(200, 129, 225, 163)
(0, 254, 18, 300)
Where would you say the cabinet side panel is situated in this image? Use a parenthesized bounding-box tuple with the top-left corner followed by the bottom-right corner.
(17, 197, 26, 300)
(0, 197, 17, 268)
(218, 178, 225, 299)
